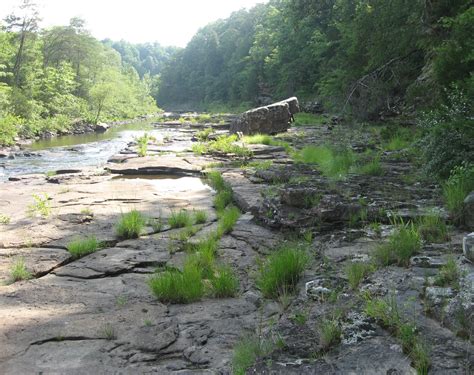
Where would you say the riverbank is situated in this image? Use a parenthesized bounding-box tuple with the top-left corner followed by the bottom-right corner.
(0, 117, 472, 373)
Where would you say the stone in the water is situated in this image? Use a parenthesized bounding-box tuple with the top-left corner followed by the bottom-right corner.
(463, 232, 474, 262)
(95, 122, 110, 132)
(230, 97, 300, 135)
(464, 192, 474, 230)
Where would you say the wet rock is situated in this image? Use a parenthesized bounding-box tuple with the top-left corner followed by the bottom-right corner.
(230, 97, 300, 135)
(464, 233, 474, 262)
(464, 192, 474, 230)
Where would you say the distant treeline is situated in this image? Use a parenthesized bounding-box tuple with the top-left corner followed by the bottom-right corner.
(156, 0, 472, 119)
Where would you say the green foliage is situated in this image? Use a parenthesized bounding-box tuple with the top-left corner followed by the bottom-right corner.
(242, 134, 290, 152)
(214, 189, 233, 212)
(0, 214, 11, 225)
(207, 171, 227, 191)
(434, 256, 459, 288)
(193, 134, 252, 157)
(416, 211, 449, 243)
(294, 145, 355, 179)
(193, 210, 208, 224)
(116, 210, 146, 239)
(67, 236, 99, 258)
(27, 193, 52, 218)
(217, 206, 240, 235)
(232, 335, 274, 375)
(168, 210, 192, 229)
(345, 262, 373, 290)
(0, 115, 21, 146)
(136, 133, 154, 157)
(293, 113, 325, 126)
(196, 127, 213, 141)
(442, 163, 474, 224)
(319, 318, 342, 350)
(257, 244, 309, 298)
(148, 262, 204, 304)
(10, 257, 31, 282)
(374, 218, 421, 267)
(211, 265, 239, 298)
(357, 157, 384, 176)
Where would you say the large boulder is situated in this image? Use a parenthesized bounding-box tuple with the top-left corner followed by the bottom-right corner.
(230, 97, 300, 135)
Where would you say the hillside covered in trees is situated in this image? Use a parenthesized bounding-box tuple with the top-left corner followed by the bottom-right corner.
(158, 0, 472, 119)
(0, 1, 168, 145)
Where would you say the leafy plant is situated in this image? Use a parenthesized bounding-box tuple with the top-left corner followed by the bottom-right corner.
(116, 210, 146, 239)
(67, 236, 99, 258)
(28, 193, 52, 218)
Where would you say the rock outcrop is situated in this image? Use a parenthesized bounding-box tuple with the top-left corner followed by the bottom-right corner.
(230, 97, 300, 135)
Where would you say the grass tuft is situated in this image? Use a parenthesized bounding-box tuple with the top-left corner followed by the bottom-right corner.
(148, 262, 204, 304)
(193, 210, 208, 224)
(232, 335, 274, 375)
(434, 256, 459, 288)
(10, 257, 31, 282)
(67, 236, 99, 258)
(211, 265, 239, 297)
(319, 318, 342, 350)
(416, 211, 449, 243)
(116, 210, 146, 239)
(257, 244, 308, 298)
(217, 206, 240, 234)
(214, 189, 233, 212)
(345, 262, 373, 289)
(168, 210, 192, 229)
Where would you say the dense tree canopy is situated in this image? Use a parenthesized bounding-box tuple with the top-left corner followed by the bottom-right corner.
(157, 0, 473, 119)
(0, 1, 158, 144)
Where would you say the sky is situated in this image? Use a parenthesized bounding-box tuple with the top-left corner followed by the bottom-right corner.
(0, 0, 269, 47)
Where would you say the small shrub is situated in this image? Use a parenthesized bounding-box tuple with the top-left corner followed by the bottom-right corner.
(211, 265, 239, 297)
(434, 256, 459, 288)
(373, 219, 421, 267)
(67, 236, 99, 258)
(319, 318, 342, 350)
(168, 209, 192, 229)
(193, 210, 208, 224)
(28, 193, 52, 218)
(217, 206, 240, 234)
(345, 262, 373, 289)
(258, 244, 309, 298)
(148, 262, 204, 303)
(417, 211, 449, 243)
(10, 258, 31, 282)
(116, 210, 146, 239)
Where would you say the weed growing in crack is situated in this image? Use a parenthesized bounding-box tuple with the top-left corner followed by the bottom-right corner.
(116, 210, 146, 239)
(193, 209, 208, 224)
(257, 244, 309, 299)
(345, 262, 373, 289)
(27, 193, 52, 218)
(416, 211, 449, 243)
(0, 214, 11, 224)
(214, 189, 233, 212)
(318, 318, 342, 350)
(232, 334, 274, 375)
(10, 257, 31, 282)
(168, 209, 192, 229)
(67, 236, 99, 258)
(217, 206, 240, 235)
(211, 265, 239, 298)
(434, 256, 459, 289)
(101, 324, 116, 340)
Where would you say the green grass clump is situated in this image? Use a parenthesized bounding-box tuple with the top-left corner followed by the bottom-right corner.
(293, 113, 325, 126)
(67, 236, 99, 258)
(10, 257, 31, 282)
(416, 211, 449, 243)
(258, 244, 309, 298)
(242, 134, 290, 152)
(358, 158, 384, 176)
(345, 262, 373, 289)
(193, 210, 208, 224)
(232, 335, 274, 375)
(193, 134, 252, 157)
(196, 127, 213, 141)
(385, 135, 410, 151)
(319, 318, 342, 350)
(207, 171, 227, 191)
(442, 163, 474, 224)
(0, 214, 11, 224)
(294, 145, 355, 179)
(434, 256, 459, 288)
(211, 265, 239, 297)
(148, 262, 204, 304)
(116, 210, 146, 239)
(214, 189, 233, 212)
(373, 219, 421, 267)
(168, 210, 192, 228)
(136, 133, 155, 157)
(365, 295, 430, 374)
(217, 206, 240, 234)
(185, 251, 215, 279)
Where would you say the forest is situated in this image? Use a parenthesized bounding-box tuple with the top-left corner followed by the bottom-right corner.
(0, 0, 473, 179)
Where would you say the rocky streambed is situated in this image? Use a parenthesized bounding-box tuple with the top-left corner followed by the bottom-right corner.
(0, 117, 472, 374)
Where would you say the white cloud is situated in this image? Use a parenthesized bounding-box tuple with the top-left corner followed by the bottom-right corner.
(0, 0, 268, 47)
